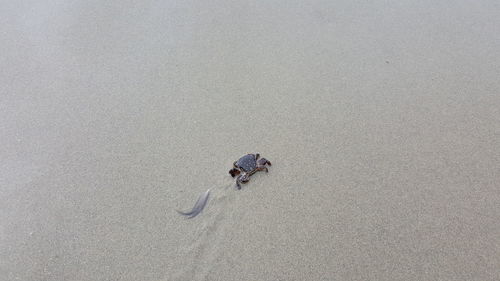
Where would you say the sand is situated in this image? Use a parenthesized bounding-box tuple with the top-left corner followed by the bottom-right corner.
(1, 1, 499, 280)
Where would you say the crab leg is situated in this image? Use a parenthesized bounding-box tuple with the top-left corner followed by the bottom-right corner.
(236, 175, 242, 189)
(257, 158, 271, 166)
(256, 166, 268, 173)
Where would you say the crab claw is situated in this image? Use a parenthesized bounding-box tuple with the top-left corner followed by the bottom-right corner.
(229, 168, 240, 178)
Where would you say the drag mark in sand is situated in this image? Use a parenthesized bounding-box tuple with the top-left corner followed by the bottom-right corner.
(177, 189, 211, 218)
(173, 185, 235, 281)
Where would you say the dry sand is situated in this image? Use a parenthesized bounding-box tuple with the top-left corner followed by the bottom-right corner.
(1, 1, 499, 280)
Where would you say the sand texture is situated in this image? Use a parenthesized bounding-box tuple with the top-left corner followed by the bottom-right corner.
(1, 1, 499, 280)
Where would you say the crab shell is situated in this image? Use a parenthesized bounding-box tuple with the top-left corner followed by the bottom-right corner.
(235, 154, 258, 172)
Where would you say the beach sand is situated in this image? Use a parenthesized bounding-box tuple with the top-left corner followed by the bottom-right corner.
(1, 1, 499, 280)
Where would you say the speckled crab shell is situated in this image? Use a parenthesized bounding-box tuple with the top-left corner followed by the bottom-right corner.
(234, 154, 257, 172)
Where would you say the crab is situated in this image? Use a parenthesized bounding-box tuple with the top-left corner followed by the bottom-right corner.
(229, 153, 272, 189)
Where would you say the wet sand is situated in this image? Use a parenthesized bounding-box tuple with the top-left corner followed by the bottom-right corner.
(1, 1, 499, 280)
